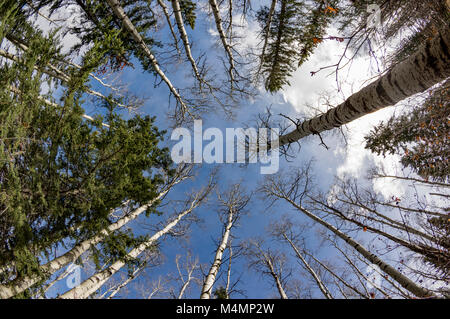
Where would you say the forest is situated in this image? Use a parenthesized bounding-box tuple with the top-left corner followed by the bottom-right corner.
(0, 0, 449, 299)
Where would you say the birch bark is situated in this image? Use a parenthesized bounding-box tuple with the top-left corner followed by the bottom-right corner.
(59, 196, 202, 298)
(0, 173, 186, 299)
(200, 209, 233, 299)
(208, 0, 235, 83)
(171, 0, 202, 82)
(275, 31, 450, 148)
(156, 0, 182, 56)
(265, 255, 288, 299)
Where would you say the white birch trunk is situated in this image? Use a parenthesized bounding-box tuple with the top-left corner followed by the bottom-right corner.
(171, 0, 202, 82)
(200, 209, 233, 299)
(266, 257, 288, 299)
(208, 0, 235, 83)
(177, 269, 194, 299)
(59, 198, 200, 299)
(105, 268, 139, 299)
(0, 179, 181, 299)
(224, 242, 232, 298)
(156, 0, 182, 56)
(276, 31, 450, 148)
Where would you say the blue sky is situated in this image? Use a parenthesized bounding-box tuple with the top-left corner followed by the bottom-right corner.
(25, 1, 448, 299)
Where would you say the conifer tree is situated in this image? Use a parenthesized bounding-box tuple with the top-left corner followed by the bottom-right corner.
(256, 0, 339, 92)
(0, 4, 174, 298)
(365, 80, 450, 183)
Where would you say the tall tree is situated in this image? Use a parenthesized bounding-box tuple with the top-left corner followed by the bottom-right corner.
(58, 180, 213, 298)
(271, 31, 449, 150)
(261, 168, 440, 298)
(256, 0, 339, 92)
(0, 4, 181, 299)
(242, 239, 290, 299)
(200, 185, 250, 299)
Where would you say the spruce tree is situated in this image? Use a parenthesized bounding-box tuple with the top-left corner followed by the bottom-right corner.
(0, 5, 173, 295)
(256, 0, 339, 92)
(365, 80, 450, 183)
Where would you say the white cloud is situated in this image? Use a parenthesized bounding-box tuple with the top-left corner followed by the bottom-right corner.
(276, 26, 411, 199)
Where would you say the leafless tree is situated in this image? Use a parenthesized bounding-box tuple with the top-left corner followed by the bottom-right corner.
(200, 184, 250, 299)
(241, 238, 291, 299)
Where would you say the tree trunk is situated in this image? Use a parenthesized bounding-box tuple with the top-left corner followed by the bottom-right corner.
(266, 257, 288, 299)
(0, 178, 182, 299)
(156, 0, 182, 56)
(287, 200, 437, 298)
(171, 0, 202, 82)
(256, 0, 278, 76)
(302, 249, 368, 299)
(282, 234, 333, 299)
(208, 0, 235, 83)
(276, 31, 450, 148)
(200, 209, 233, 299)
(59, 198, 201, 299)
(105, 0, 189, 117)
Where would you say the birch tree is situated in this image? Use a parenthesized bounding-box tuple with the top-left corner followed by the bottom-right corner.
(208, 0, 236, 88)
(170, 0, 201, 84)
(156, 0, 182, 56)
(172, 252, 200, 299)
(0, 165, 192, 299)
(271, 31, 449, 149)
(104, 0, 191, 123)
(261, 168, 441, 298)
(255, 0, 339, 92)
(59, 180, 213, 298)
(101, 250, 163, 299)
(200, 184, 250, 299)
(270, 220, 333, 299)
(242, 239, 290, 299)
